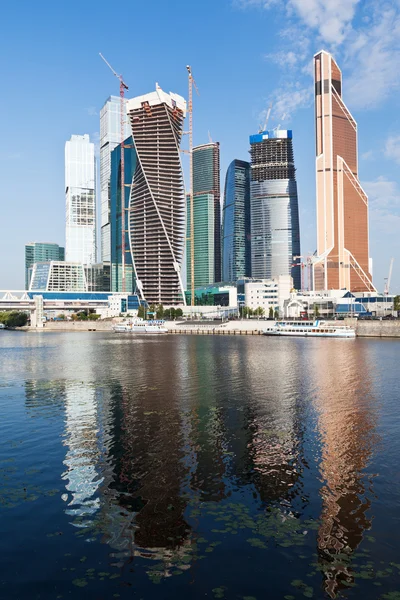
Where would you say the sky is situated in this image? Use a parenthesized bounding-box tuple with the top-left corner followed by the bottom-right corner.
(0, 0, 399, 292)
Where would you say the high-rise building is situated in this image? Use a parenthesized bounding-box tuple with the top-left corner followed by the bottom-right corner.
(110, 136, 136, 293)
(65, 134, 96, 265)
(126, 86, 186, 305)
(313, 51, 374, 292)
(222, 159, 251, 282)
(186, 143, 221, 287)
(99, 96, 130, 266)
(249, 129, 301, 289)
(25, 242, 64, 289)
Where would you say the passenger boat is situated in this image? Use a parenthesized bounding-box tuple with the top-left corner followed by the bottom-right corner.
(263, 320, 356, 338)
(0, 323, 5, 330)
(113, 318, 168, 334)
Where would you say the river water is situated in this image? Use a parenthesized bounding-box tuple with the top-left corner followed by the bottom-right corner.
(0, 331, 399, 599)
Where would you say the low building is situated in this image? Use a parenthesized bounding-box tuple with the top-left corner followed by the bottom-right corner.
(30, 262, 87, 292)
(25, 242, 64, 290)
(238, 275, 292, 316)
(185, 283, 237, 308)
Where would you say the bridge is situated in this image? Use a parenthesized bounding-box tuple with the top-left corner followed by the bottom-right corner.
(0, 291, 140, 327)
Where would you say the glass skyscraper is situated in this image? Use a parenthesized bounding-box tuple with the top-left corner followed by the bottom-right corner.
(186, 143, 221, 287)
(65, 134, 96, 265)
(222, 159, 251, 282)
(249, 129, 301, 289)
(25, 242, 64, 289)
(99, 96, 130, 266)
(110, 136, 136, 293)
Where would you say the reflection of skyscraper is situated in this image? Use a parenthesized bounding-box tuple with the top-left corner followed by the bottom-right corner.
(65, 134, 96, 265)
(249, 129, 301, 289)
(313, 51, 374, 292)
(187, 143, 221, 286)
(307, 341, 378, 598)
(222, 159, 251, 282)
(126, 87, 186, 305)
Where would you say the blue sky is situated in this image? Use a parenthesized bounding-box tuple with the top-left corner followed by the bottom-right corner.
(0, 0, 399, 292)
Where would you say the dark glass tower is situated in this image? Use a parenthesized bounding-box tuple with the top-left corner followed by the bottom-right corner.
(110, 136, 136, 293)
(222, 159, 251, 282)
(249, 129, 301, 289)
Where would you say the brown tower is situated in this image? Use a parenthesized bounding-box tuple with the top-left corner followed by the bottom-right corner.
(313, 51, 375, 292)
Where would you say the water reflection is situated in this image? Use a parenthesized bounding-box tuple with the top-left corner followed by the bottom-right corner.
(309, 341, 379, 598)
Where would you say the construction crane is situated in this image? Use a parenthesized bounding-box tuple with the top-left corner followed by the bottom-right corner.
(384, 257, 394, 295)
(99, 53, 129, 293)
(259, 102, 272, 133)
(293, 255, 314, 291)
(186, 65, 199, 307)
(208, 131, 213, 144)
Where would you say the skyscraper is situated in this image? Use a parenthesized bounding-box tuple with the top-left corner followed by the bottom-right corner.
(313, 50, 374, 292)
(222, 159, 251, 282)
(65, 134, 96, 265)
(126, 86, 186, 305)
(25, 242, 64, 290)
(249, 129, 301, 289)
(110, 136, 136, 292)
(99, 96, 130, 266)
(186, 143, 221, 287)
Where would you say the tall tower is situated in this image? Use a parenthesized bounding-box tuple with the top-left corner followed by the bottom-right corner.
(186, 143, 221, 288)
(222, 159, 251, 282)
(249, 129, 301, 289)
(126, 86, 187, 305)
(65, 134, 96, 265)
(99, 96, 130, 267)
(313, 51, 375, 292)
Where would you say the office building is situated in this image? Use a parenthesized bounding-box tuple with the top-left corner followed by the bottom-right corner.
(99, 96, 130, 266)
(187, 143, 221, 287)
(222, 159, 251, 282)
(238, 275, 292, 316)
(126, 85, 186, 305)
(30, 261, 87, 292)
(249, 129, 301, 289)
(110, 136, 136, 293)
(65, 134, 96, 265)
(313, 50, 374, 292)
(25, 242, 64, 290)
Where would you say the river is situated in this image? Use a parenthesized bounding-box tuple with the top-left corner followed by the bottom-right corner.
(0, 331, 399, 599)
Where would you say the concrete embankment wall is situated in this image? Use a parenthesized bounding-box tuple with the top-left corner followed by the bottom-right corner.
(29, 321, 114, 332)
(345, 318, 400, 338)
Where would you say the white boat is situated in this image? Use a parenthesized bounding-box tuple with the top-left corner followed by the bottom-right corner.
(113, 318, 168, 334)
(0, 323, 5, 330)
(263, 320, 356, 338)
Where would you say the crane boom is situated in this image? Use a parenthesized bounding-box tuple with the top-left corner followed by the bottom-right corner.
(100, 52, 129, 293)
(385, 257, 394, 295)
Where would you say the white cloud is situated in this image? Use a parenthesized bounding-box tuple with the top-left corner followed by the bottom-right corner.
(363, 177, 400, 235)
(264, 50, 299, 68)
(361, 150, 374, 161)
(86, 106, 98, 117)
(288, 0, 360, 45)
(385, 134, 400, 165)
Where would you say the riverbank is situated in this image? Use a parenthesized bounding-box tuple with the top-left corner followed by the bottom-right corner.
(16, 318, 400, 337)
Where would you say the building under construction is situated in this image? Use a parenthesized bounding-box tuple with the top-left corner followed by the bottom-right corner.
(249, 129, 301, 289)
(126, 86, 187, 305)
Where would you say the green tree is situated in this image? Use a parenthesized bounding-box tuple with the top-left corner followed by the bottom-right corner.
(242, 306, 253, 318)
(156, 304, 164, 319)
(269, 306, 274, 319)
(77, 311, 88, 321)
(394, 295, 400, 311)
(163, 308, 171, 319)
(254, 307, 265, 318)
(88, 313, 100, 321)
(314, 304, 320, 318)
(274, 309, 279, 320)
(137, 305, 145, 319)
(0, 311, 28, 327)
(57, 313, 65, 320)
(175, 308, 183, 318)
(170, 307, 176, 320)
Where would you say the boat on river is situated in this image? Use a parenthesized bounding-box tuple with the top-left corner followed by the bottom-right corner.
(0, 323, 5, 330)
(263, 320, 356, 338)
(113, 318, 168, 334)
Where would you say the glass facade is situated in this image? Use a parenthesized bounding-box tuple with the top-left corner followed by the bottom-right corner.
(25, 242, 64, 289)
(249, 130, 301, 290)
(100, 96, 130, 265)
(65, 134, 96, 265)
(222, 159, 251, 282)
(30, 262, 87, 292)
(186, 193, 215, 288)
(110, 136, 136, 293)
(186, 143, 221, 285)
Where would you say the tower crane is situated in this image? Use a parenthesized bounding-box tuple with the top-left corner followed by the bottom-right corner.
(384, 258, 394, 295)
(186, 65, 199, 307)
(259, 102, 272, 133)
(99, 53, 129, 293)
